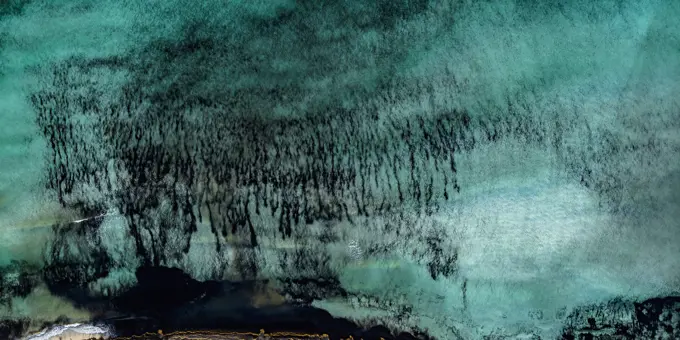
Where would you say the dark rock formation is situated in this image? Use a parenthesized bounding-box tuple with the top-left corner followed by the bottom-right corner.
(560, 295, 680, 339)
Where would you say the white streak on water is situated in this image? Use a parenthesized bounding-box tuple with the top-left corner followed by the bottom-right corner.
(25, 323, 111, 340)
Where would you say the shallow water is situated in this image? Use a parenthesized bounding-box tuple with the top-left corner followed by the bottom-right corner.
(2, 0, 680, 339)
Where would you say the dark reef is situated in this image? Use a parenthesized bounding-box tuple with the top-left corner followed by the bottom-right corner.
(79, 266, 430, 340)
(560, 295, 680, 339)
(0, 318, 30, 340)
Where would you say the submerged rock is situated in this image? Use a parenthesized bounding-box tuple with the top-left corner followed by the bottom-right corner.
(560, 296, 680, 339)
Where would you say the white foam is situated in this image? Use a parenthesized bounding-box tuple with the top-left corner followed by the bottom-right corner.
(25, 323, 111, 340)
